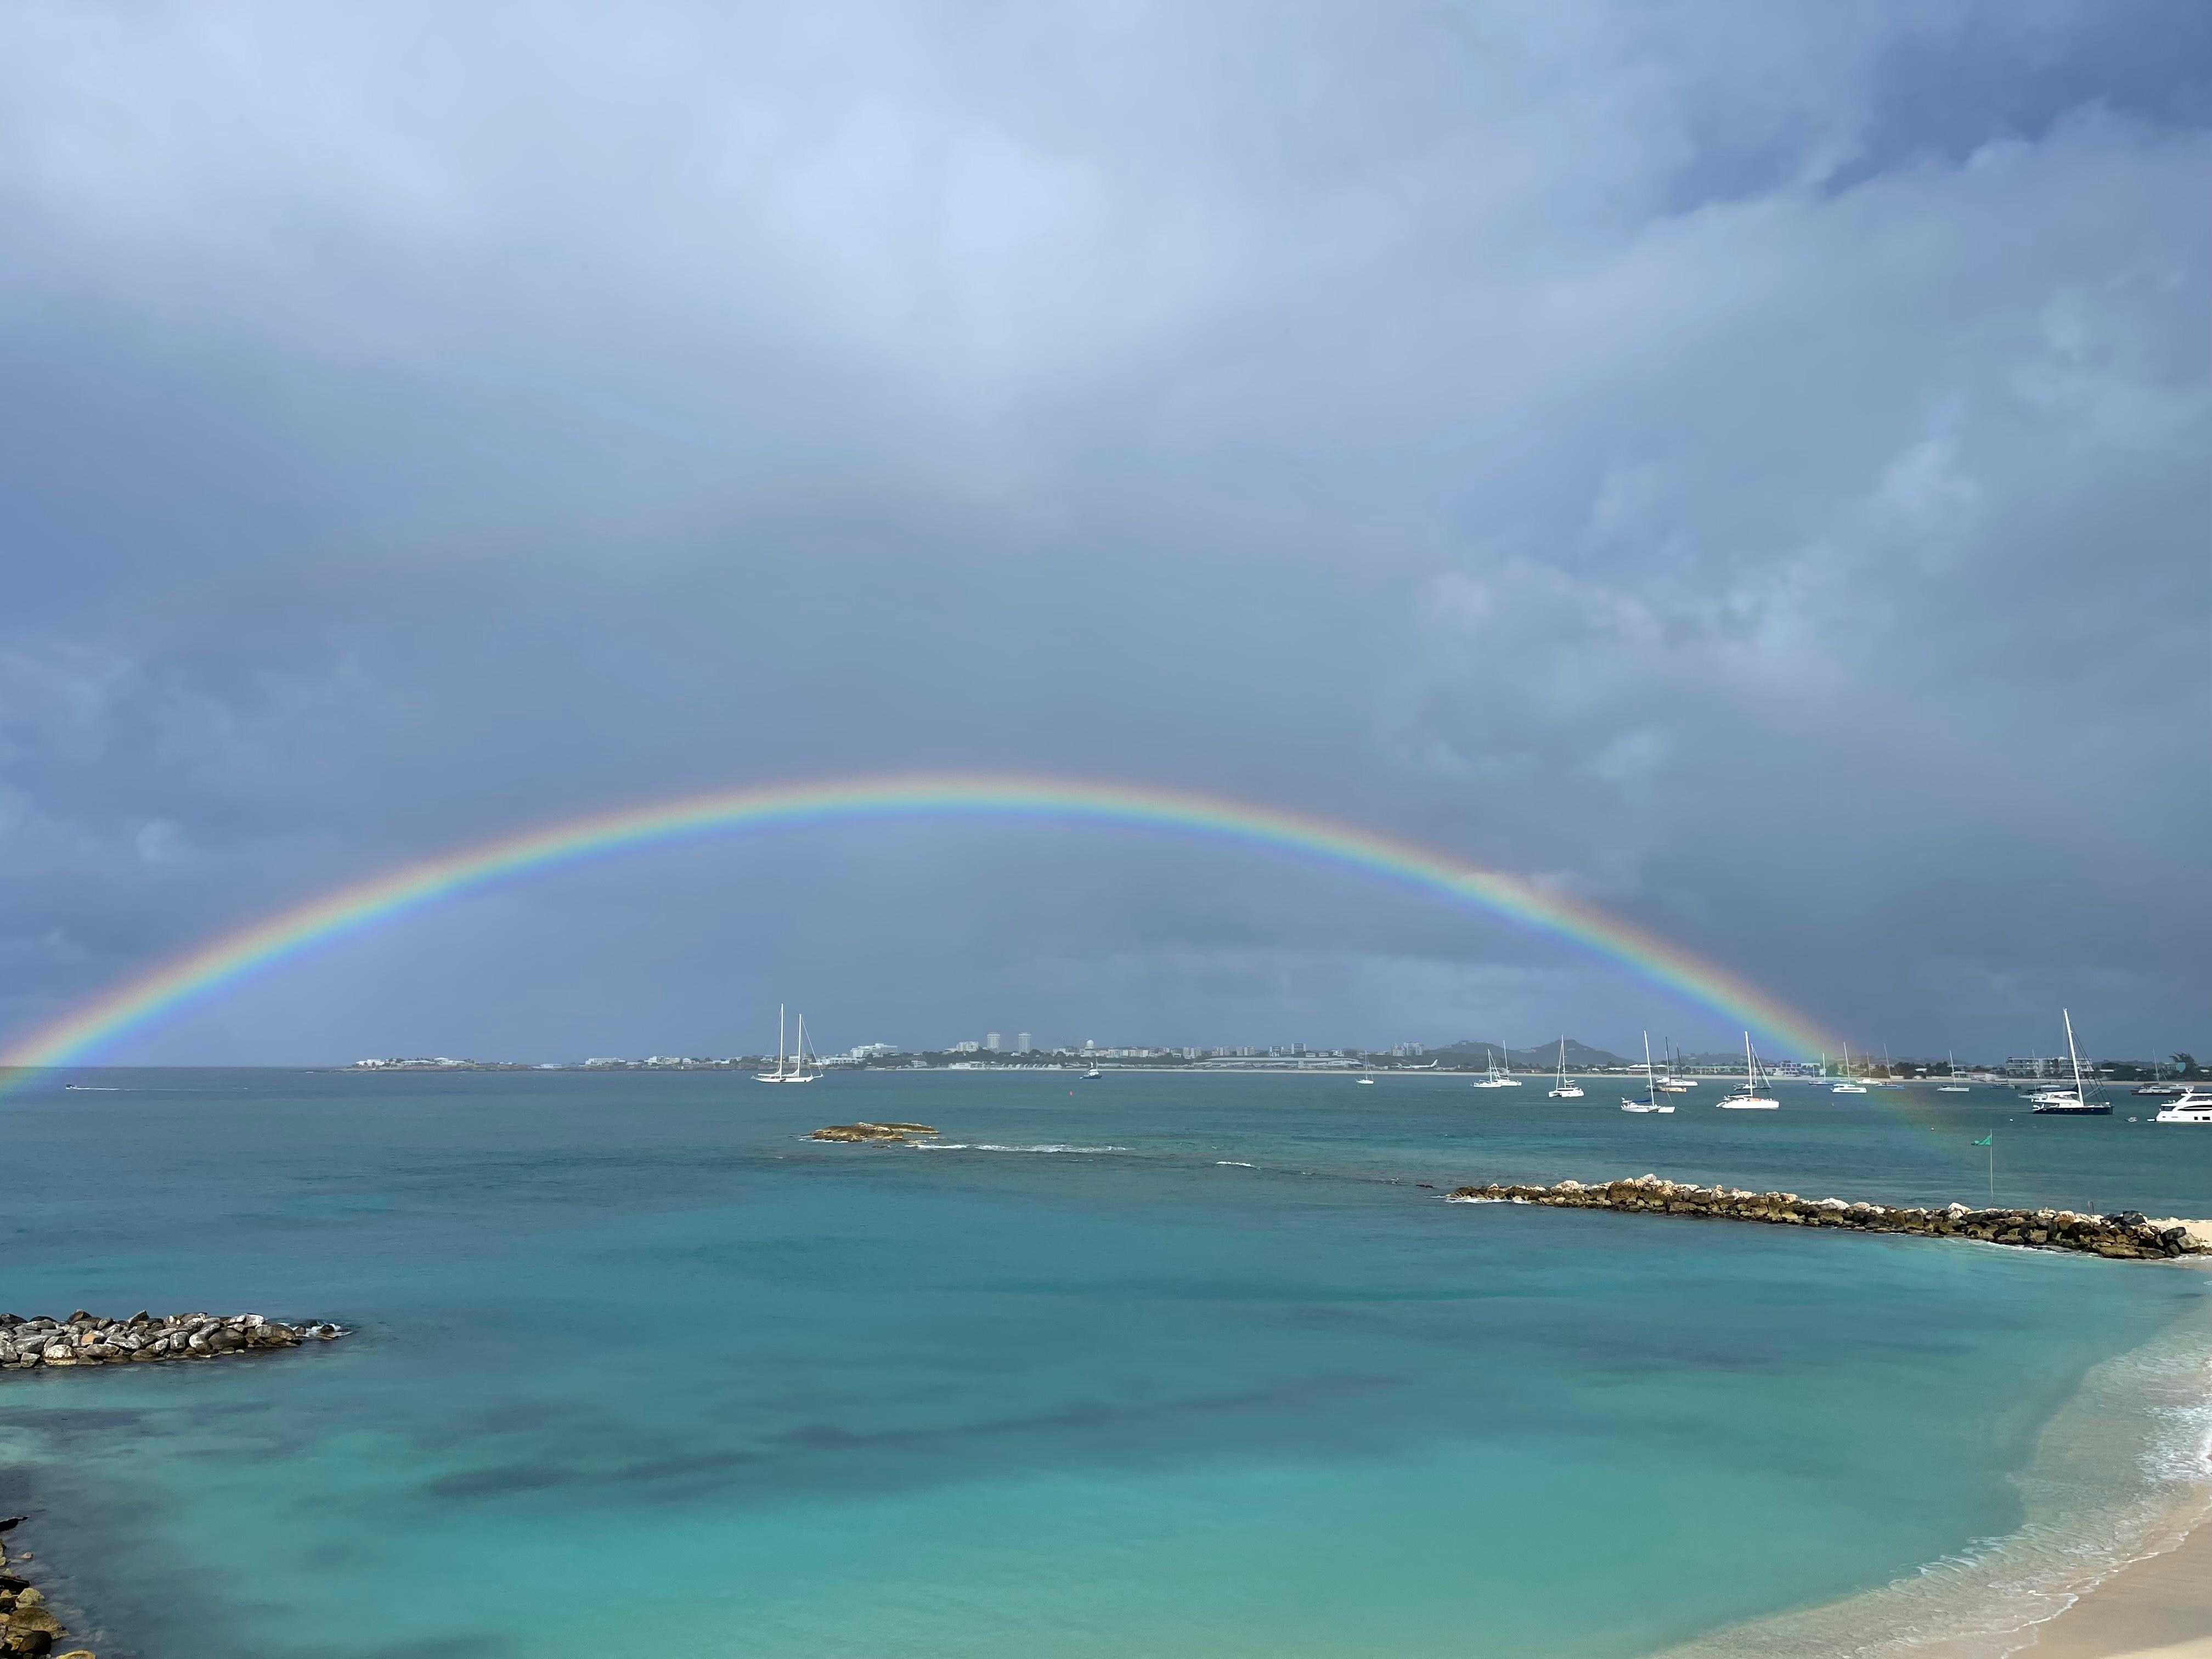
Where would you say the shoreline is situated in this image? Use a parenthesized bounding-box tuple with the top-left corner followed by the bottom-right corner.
(1657, 1260, 2212, 1659)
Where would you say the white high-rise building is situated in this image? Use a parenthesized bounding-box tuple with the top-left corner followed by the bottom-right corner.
(1017, 1032, 1032, 1053)
(985, 1032, 1002, 1052)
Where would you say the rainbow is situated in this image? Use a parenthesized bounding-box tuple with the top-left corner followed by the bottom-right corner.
(0, 772, 1836, 1075)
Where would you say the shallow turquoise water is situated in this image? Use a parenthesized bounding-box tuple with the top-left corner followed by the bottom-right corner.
(3, 1069, 2208, 1657)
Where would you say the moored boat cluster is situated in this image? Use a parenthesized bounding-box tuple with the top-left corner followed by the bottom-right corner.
(1448, 1175, 2209, 1259)
(0, 1311, 345, 1370)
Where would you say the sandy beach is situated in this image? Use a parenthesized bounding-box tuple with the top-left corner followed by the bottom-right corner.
(2014, 1520, 2212, 1656)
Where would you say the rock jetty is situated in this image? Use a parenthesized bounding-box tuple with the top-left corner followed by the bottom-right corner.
(809, 1122, 938, 1143)
(0, 1516, 91, 1658)
(1448, 1175, 2209, 1260)
(0, 1311, 345, 1372)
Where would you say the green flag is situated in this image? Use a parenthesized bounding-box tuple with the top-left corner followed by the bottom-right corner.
(1972, 1135, 1993, 1146)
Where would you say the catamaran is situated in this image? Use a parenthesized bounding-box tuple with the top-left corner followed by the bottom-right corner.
(1548, 1037, 1584, 1098)
(1621, 1032, 1674, 1113)
(1469, 1047, 1522, 1088)
(2029, 1010, 2109, 1115)
(1716, 1032, 1780, 1109)
(754, 1005, 820, 1084)
(1831, 1042, 1867, 1094)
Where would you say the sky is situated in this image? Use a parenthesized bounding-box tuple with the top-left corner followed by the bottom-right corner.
(1, 0, 2206, 1065)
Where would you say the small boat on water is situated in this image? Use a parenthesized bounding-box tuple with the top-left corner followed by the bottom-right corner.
(1938, 1051, 1970, 1091)
(1622, 1033, 1674, 1113)
(1652, 1039, 1695, 1091)
(2029, 1010, 2110, 1115)
(2154, 1089, 2212, 1124)
(1548, 1037, 1584, 1099)
(1469, 1047, 1522, 1089)
(1357, 1076, 1376, 1086)
(1832, 1043, 1867, 1094)
(1084, 1067, 1103, 1080)
(1716, 1032, 1780, 1109)
(754, 1006, 820, 1084)
(2136, 1083, 2185, 1097)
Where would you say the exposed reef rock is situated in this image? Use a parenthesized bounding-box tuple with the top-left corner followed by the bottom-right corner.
(809, 1122, 938, 1143)
(1447, 1175, 2208, 1260)
(0, 1311, 346, 1372)
(0, 1519, 88, 1658)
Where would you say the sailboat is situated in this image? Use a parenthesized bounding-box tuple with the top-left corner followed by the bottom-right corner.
(1716, 1032, 1779, 1109)
(754, 1005, 820, 1084)
(1938, 1050, 1970, 1092)
(1468, 1046, 1522, 1089)
(1831, 1042, 1867, 1094)
(1622, 1032, 1674, 1113)
(1548, 1037, 1584, 1098)
(2029, 1011, 2110, 1115)
(1652, 1039, 1695, 1092)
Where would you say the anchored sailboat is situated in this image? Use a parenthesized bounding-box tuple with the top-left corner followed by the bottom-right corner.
(1468, 1046, 1522, 1089)
(754, 1005, 820, 1084)
(1548, 1037, 1584, 1098)
(1831, 1042, 1866, 1094)
(1716, 1032, 1779, 1109)
(1622, 1032, 1673, 1113)
(2029, 1010, 2109, 1115)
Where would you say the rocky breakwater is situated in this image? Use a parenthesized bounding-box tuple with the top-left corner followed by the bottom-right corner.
(808, 1122, 939, 1144)
(0, 1310, 346, 1371)
(0, 1516, 92, 1658)
(1448, 1175, 2209, 1260)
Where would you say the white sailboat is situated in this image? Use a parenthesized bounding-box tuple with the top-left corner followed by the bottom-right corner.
(1653, 1039, 1695, 1092)
(2029, 1010, 2109, 1115)
(1548, 1037, 1584, 1099)
(754, 1005, 820, 1084)
(1938, 1050, 1970, 1092)
(1468, 1046, 1522, 1088)
(1831, 1042, 1866, 1094)
(1622, 1032, 1673, 1113)
(1716, 1032, 1779, 1109)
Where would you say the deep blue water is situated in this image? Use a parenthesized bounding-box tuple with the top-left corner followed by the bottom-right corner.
(2, 1069, 2208, 1657)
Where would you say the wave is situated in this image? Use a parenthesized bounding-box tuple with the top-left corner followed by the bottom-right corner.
(1216, 1161, 1255, 1167)
(913, 1143, 1128, 1154)
(1657, 1265, 2212, 1657)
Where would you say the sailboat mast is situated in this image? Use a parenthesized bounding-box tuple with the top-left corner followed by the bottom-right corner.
(1743, 1031, 1753, 1091)
(1643, 1032, 1656, 1108)
(2064, 1008, 2085, 1101)
(777, 1003, 787, 1080)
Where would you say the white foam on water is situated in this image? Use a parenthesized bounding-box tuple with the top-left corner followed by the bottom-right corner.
(1216, 1161, 1255, 1167)
(923, 1143, 1131, 1154)
(1657, 1267, 2212, 1658)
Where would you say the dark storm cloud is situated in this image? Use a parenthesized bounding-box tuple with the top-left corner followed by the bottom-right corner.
(1, 1, 2204, 1062)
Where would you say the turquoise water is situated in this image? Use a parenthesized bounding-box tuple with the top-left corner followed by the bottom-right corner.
(3, 1069, 2209, 1658)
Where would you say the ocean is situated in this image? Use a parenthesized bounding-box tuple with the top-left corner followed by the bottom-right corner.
(3, 1067, 2208, 1658)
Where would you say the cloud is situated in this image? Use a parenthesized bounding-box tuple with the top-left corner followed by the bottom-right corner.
(0, 0, 2203, 1062)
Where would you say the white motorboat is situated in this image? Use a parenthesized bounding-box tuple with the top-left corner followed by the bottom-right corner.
(754, 1006, 820, 1084)
(2030, 1011, 2110, 1115)
(2154, 1089, 2212, 1124)
(1621, 1032, 1675, 1113)
(1716, 1032, 1780, 1109)
(1469, 1047, 1522, 1088)
(1547, 1037, 1584, 1098)
(1083, 1067, 1103, 1080)
(1358, 1076, 1376, 1086)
